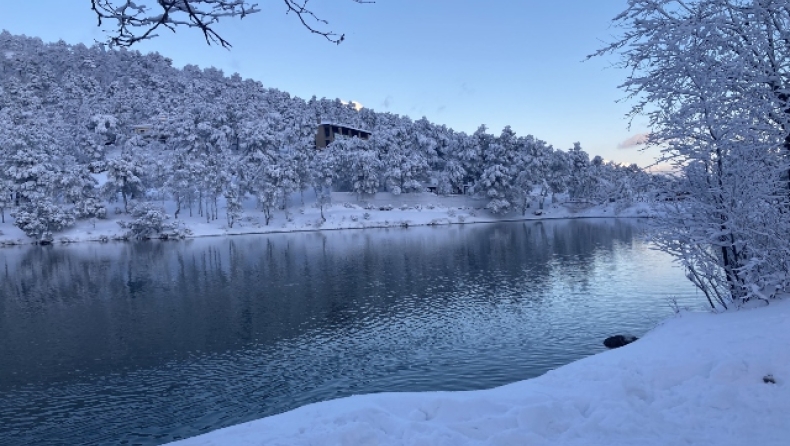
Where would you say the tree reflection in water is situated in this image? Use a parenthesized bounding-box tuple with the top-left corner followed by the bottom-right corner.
(0, 219, 696, 446)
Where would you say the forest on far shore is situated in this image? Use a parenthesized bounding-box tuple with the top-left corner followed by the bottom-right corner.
(0, 31, 657, 241)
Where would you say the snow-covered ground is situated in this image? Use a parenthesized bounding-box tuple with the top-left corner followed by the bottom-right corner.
(0, 192, 655, 245)
(169, 298, 790, 446)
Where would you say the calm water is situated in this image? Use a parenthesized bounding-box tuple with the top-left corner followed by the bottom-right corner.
(0, 219, 700, 445)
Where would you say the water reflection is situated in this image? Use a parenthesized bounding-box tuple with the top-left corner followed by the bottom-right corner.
(0, 219, 698, 445)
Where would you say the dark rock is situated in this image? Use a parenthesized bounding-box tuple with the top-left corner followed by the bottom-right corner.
(603, 334, 638, 349)
(763, 374, 776, 384)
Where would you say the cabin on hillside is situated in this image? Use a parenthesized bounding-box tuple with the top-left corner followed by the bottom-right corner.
(132, 114, 168, 142)
(315, 122, 371, 149)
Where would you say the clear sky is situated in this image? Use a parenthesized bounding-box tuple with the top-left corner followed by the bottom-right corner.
(0, 1, 656, 166)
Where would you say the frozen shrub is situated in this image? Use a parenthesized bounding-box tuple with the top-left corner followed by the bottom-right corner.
(363, 212, 371, 220)
(12, 200, 76, 242)
(73, 197, 107, 220)
(117, 202, 174, 239)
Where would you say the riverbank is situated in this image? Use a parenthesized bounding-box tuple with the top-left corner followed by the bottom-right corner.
(169, 297, 790, 446)
(0, 192, 656, 246)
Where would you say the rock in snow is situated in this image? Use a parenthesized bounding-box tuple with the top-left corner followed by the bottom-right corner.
(168, 299, 790, 446)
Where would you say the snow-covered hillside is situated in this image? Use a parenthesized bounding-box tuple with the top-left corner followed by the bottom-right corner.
(168, 299, 790, 446)
(0, 32, 661, 245)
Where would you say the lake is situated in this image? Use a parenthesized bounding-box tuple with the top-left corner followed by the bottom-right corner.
(0, 219, 700, 445)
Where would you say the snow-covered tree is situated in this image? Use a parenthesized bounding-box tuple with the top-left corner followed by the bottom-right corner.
(12, 199, 75, 242)
(595, 0, 790, 308)
(338, 138, 380, 198)
(102, 142, 148, 213)
(566, 142, 593, 200)
(223, 183, 243, 228)
(0, 178, 13, 223)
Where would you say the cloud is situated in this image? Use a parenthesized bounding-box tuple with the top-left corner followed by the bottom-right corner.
(618, 133, 649, 149)
(646, 163, 679, 174)
(437, 105, 446, 114)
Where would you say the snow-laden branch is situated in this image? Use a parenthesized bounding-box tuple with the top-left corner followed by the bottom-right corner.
(90, 0, 372, 48)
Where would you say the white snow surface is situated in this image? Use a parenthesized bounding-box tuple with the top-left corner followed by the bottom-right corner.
(169, 299, 790, 446)
(0, 192, 655, 245)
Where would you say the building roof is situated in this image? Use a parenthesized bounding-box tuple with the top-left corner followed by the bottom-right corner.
(318, 121, 372, 135)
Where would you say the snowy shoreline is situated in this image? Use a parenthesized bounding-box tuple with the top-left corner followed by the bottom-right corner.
(0, 193, 656, 247)
(168, 299, 790, 446)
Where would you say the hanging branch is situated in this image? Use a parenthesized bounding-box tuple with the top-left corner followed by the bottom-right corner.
(90, 0, 372, 48)
(283, 0, 373, 45)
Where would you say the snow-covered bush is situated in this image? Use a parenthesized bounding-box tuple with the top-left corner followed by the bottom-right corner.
(117, 202, 174, 239)
(486, 198, 511, 214)
(72, 197, 107, 220)
(12, 200, 76, 242)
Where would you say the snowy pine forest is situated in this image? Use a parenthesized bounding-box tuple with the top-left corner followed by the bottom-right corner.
(0, 32, 654, 243)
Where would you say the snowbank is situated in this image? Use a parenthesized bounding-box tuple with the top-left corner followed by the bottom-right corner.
(0, 193, 656, 246)
(168, 300, 790, 446)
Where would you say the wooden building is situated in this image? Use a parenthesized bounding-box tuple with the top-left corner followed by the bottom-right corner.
(315, 122, 371, 149)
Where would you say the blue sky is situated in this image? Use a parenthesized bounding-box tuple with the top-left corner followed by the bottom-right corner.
(0, 1, 655, 166)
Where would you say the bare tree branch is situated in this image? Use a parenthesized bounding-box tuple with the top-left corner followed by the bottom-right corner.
(283, 0, 373, 45)
(90, 0, 372, 48)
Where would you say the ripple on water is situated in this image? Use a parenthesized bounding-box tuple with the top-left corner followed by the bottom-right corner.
(0, 220, 700, 445)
